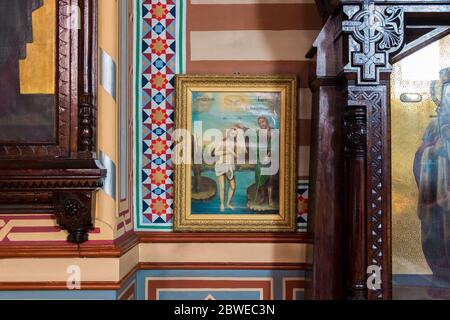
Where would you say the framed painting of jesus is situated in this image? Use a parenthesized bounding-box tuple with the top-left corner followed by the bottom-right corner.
(174, 75, 297, 232)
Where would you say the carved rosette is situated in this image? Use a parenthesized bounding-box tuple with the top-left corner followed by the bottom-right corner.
(343, 2, 404, 84)
(53, 192, 94, 243)
(344, 107, 367, 158)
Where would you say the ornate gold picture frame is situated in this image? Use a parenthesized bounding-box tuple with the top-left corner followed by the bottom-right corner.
(174, 75, 297, 232)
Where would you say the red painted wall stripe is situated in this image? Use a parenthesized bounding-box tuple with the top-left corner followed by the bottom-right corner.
(188, 4, 322, 31)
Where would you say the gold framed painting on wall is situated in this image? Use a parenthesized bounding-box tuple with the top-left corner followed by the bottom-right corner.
(174, 75, 297, 232)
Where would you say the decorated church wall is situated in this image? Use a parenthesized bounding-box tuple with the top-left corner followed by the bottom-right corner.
(0, 0, 320, 300)
(135, 0, 320, 232)
(133, 0, 320, 300)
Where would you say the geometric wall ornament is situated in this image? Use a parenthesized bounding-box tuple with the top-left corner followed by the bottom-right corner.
(138, 270, 307, 300)
(146, 277, 272, 300)
(297, 180, 309, 232)
(282, 277, 306, 300)
(135, 0, 184, 230)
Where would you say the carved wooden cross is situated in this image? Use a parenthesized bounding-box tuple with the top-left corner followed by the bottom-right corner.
(351, 2, 386, 81)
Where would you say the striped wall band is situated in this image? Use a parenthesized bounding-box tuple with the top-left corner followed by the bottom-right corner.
(100, 48, 117, 100)
(98, 150, 117, 200)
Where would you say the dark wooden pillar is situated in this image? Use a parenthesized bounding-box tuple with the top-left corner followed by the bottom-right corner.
(308, 81, 346, 299)
(307, 12, 347, 299)
(310, 0, 450, 300)
(343, 104, 367, 299)
(308, 0, 405, 299)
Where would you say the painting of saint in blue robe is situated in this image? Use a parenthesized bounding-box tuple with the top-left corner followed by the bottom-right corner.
(414, 67, 450, 291)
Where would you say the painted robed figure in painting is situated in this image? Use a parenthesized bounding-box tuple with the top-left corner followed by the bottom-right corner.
(0, 0, 55, 142)
(253, 115, 278, 208)
(0, 0, 43, 108)
(414, 67, 450, 288)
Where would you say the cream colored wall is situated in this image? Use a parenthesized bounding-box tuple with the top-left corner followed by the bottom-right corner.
(96, 0, 123, 240)
(139, 243, 312, 264)
(0, 243, 311, 282)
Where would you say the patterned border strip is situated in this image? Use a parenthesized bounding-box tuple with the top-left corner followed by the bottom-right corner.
(135, 0, 184, 230)
(137, 269, 306, 300)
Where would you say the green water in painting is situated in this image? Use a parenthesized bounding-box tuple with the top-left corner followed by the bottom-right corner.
(192, 170, 256, 214)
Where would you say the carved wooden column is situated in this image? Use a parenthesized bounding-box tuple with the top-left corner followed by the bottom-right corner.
(340, 0, 404, 299)
(343, 103, 367, 299)
(307, 12, 346, 300)
(311, 0, 450, 300)
(309, 0, 406, 300)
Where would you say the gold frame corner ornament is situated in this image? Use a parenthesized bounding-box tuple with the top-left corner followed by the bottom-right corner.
(174, 75, 298, 232)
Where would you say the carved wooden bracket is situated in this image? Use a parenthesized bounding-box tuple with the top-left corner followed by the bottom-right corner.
(343, 1, 404, 84)
(0, 159, 105, 243)
(53, 191, 94, 243)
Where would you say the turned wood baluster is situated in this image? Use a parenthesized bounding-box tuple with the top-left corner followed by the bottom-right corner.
(79, 0, 95, 152)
